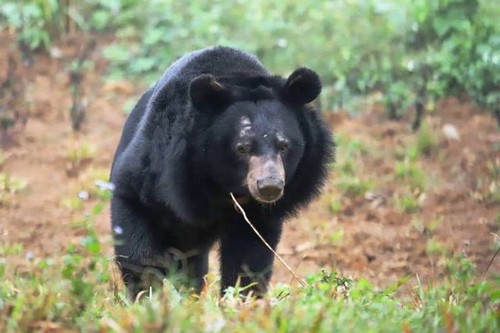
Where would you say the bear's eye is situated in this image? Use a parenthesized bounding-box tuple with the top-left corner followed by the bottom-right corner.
(277, 140, 289, 153)
(236, 142, 251, 155)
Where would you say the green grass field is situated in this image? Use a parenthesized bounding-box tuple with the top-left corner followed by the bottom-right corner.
(0, 213, 498, 332)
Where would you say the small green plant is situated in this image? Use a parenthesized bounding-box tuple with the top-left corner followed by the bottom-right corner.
(334, 135, 368, 178)
(337, 176, 374, 197)
(415, 121, 438, 156)
(67, 142, 95, 163)
(382, 81, 414, 120)
(336, 159, 356, 176)
(412, 216, 443, 239)
(63, 167, 113, 213)
(328, 229, 344, 246)
(472, 159, 500, 204)
(81, 167, 112, 197)
(62, 196, 84, 211)
(66, 142, 96, 175)
(394, 190, 421, 213)
(334, 133, 374, 197)
(444, 253, 476, 284)
(426, 237, 448, 256)
(0, 172, 27, 204)
(329, 199, 342, 214)
(394, 159, 426, 189)
(0, 243, 23, 256)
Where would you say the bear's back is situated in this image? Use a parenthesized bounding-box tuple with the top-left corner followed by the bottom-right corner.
(155, 46, 268, 91)
(111, 46, 269, 179)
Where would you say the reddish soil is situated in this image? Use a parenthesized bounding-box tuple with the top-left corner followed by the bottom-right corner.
(1, 33, 498, 290)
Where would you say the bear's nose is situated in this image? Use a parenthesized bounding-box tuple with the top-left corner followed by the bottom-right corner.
(257, 178, 284, 199)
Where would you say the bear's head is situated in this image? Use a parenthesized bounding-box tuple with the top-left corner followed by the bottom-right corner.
(189, 68, 321, 204)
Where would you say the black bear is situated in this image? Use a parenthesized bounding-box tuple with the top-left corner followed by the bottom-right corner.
(110, 46, 334, 298)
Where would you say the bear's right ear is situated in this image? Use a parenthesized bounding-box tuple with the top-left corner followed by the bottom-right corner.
(282, 67, 322, 105)
(189, 74, 233, 112)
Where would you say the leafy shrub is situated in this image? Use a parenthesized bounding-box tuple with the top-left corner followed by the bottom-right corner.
(405, 0, 500, 121)
(0, 0, 127, 50)
(1, 0, 498, 122)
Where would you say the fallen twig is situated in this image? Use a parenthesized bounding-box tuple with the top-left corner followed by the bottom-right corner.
(482, 233, 500, 280)
(230, 192, 309, 288)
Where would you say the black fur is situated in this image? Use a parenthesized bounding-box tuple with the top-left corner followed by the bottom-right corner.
(110, 46, 334, 298)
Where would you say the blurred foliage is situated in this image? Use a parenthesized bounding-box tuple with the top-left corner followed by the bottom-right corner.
(0, 0, 498, 122)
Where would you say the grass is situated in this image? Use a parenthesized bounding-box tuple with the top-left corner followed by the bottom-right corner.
(337, 176, 374, 197)
(329, 199, 342, 214)
(394, 160, 426, 190)
(63, 167, 112, 212)
(415, 121, 439, 157)
(0, 192, 498, 332)
(66, 141, 96, 175)
(0, 172, 27, 205)
(333, 133, 374, 198)
(394, 190, 422, 214)
(0, 244, 497, 332)
(393, 123, 438, 192)
(390, 122, 439, 213)
(482, 158, 500, 204)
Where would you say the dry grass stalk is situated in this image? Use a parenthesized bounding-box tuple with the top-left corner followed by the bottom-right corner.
(230, 192, 308, 288)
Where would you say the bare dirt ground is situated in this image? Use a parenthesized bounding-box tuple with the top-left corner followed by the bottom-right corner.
(1, 34, 498, 290)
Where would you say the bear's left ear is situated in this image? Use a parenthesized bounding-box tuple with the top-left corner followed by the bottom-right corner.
(282, 68, 322, 105)
(189, 74, 233, 112)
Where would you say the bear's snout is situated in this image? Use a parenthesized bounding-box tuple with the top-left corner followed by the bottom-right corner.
(247, 155, 285, 203)
(257, 178, 284, 201)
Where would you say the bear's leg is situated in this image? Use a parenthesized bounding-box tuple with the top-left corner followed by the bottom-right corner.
(166, 247, 210, 293)
(111, 196, 171, 299)
(187, 250, 210, 292)
(112, 196, 213, 299)
(219, 219, 283, 297)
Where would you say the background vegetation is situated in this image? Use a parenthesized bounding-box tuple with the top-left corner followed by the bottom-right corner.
(1, 0, 499, 127)
(0, 0, 498, 331)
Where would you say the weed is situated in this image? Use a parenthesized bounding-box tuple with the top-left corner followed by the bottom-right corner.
(426, 238, 449, 257)
(336, 160, 356, 176)
(334, 133, 374, 197)
(394, 190, 421, 213)
(329, 199, 342, 214)
(0, 172, 27, 204)
(487, 158, 500, 179)
(63, 167, 112, 213)
(472, 159, 500, 204)
(412, 217, 443, 249)
(394, 135, 430, 190)
(394, 160, 426, 190)
(66, 141, 96, 175)
(415, 121, 438, 156)
(328, 229, 344, 246)
(0, 243, 23, 256)
(337, 176, 374, 197)
(62, 196, 84, 211)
